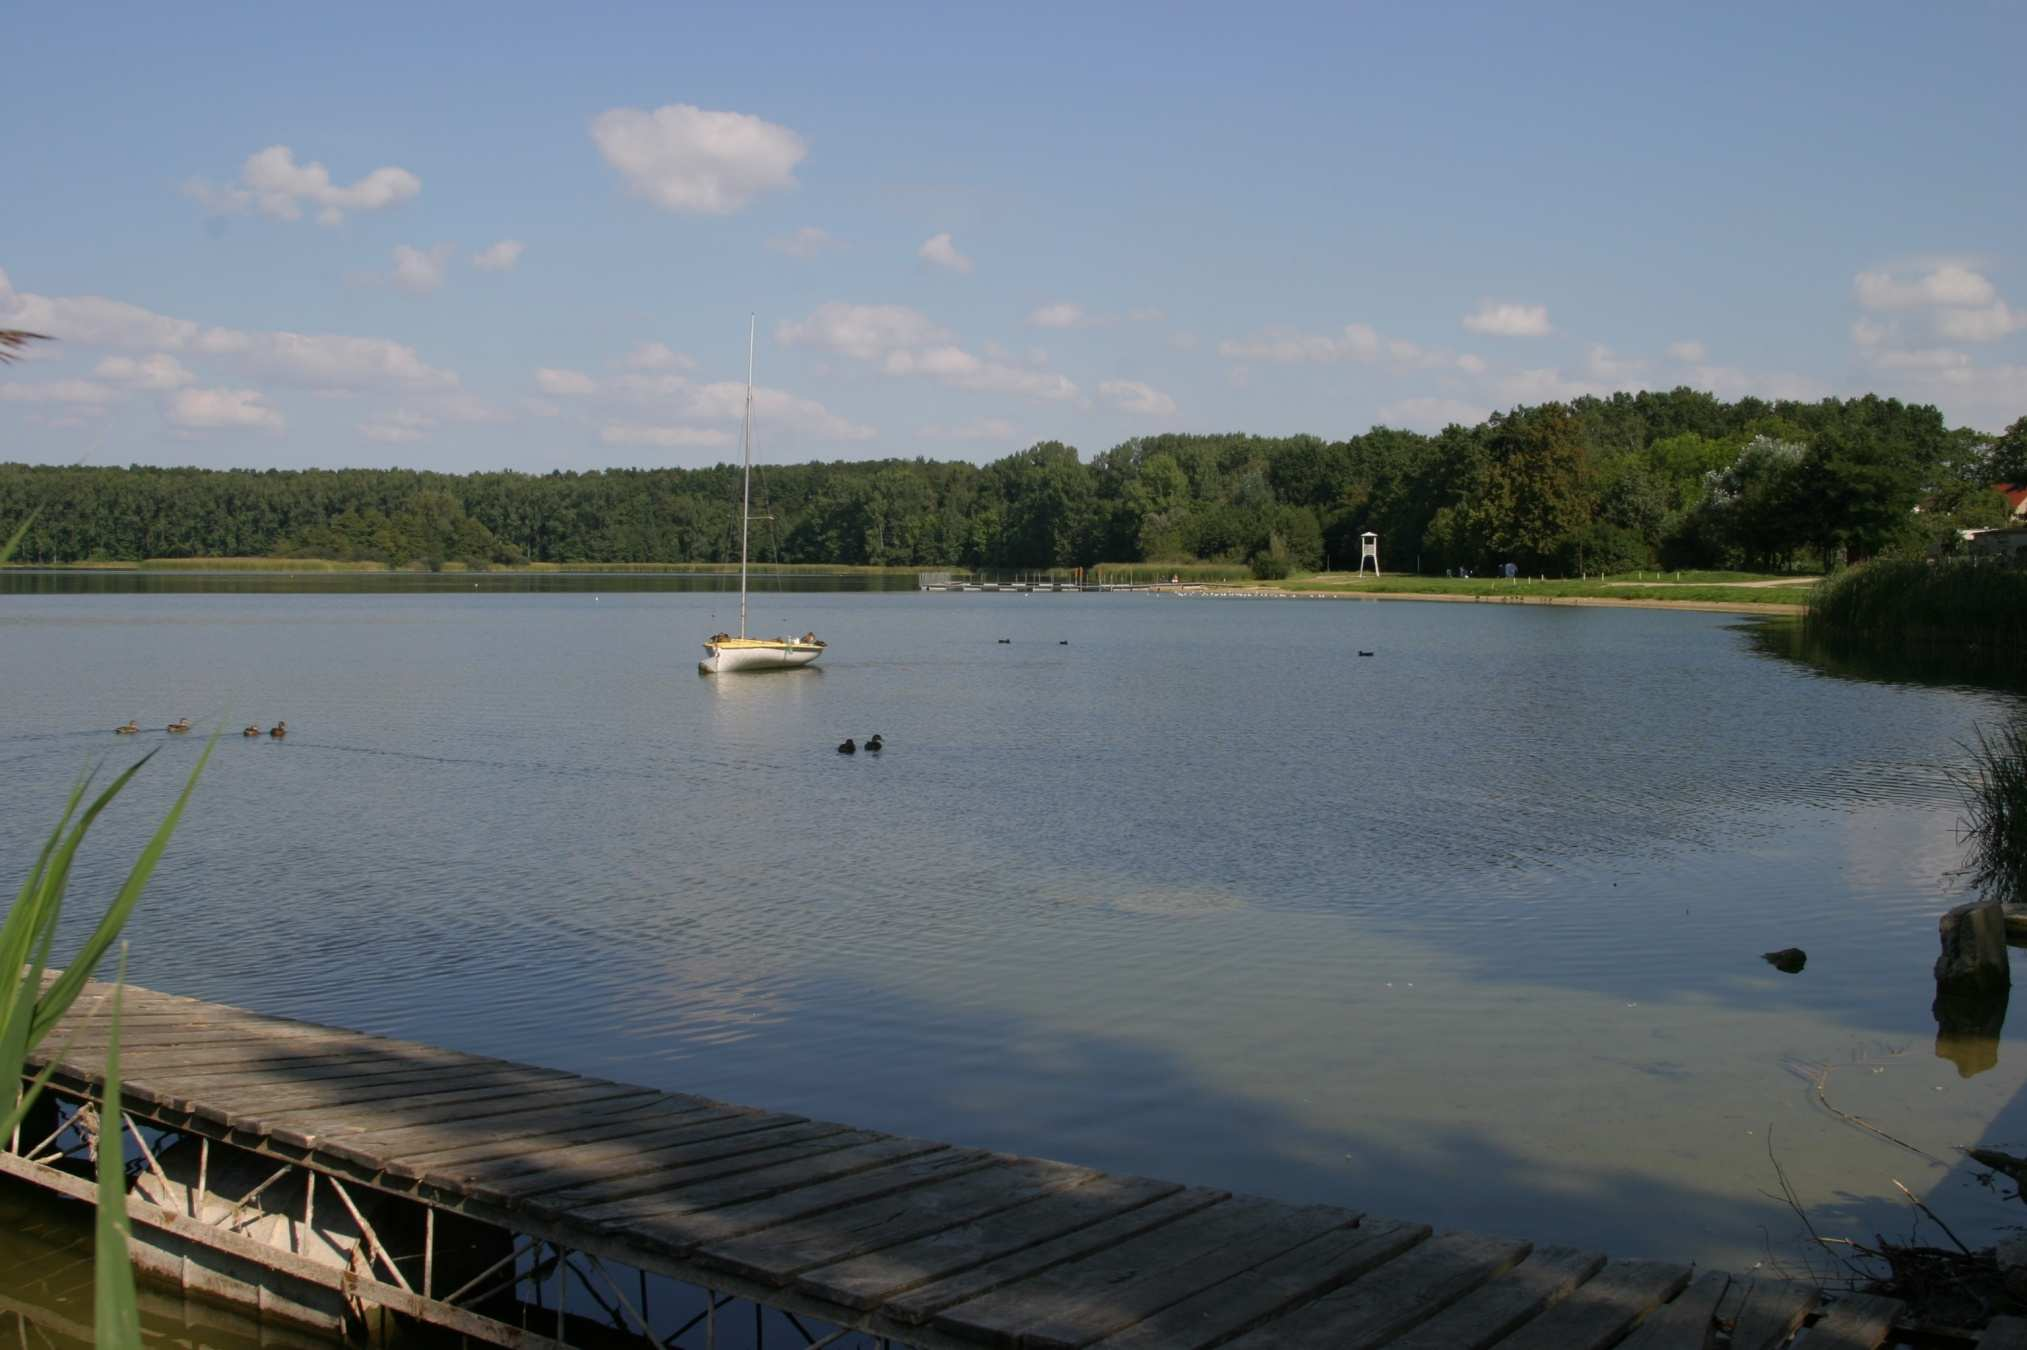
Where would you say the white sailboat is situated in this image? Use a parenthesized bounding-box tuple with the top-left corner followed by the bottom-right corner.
(699, 317, 826, 674)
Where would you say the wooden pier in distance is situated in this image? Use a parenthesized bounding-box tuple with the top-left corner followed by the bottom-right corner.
(7, 981, 2014, 1349)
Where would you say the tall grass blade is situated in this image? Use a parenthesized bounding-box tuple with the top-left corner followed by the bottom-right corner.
(34, 734, 215, 1044)
(94, 956, 140, 1350)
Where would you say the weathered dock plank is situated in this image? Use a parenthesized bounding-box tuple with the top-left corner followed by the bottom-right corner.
(13, 983, 1922, 1350)
(1486, 1259, 1693, 1350)
(1221, 1231, 1532, 1350)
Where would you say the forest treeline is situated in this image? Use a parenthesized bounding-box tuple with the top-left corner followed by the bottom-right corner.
(3, 390, 2022, 575)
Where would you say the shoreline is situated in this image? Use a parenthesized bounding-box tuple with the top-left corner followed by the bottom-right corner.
(1196, 586, 1805, 617)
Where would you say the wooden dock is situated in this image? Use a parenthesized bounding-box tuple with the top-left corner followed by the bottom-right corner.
(7, 981, 2012, 1349)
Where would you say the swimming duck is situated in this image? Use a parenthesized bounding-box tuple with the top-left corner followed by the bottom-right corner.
(1059, 640, 1069, 645)
(866, 735, 883, 753)
(114, 720, 139, 735)
(166, 718, 191, 734)
(242, 724, 262, 737)
(269, 721, 287, 739)
(1357, 650, 1374, 657)
(837, 737, 856, 755)
(996, 638, 1011, 644)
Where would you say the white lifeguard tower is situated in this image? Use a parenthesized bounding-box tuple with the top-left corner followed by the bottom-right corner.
(1358, 530, 1381, 576)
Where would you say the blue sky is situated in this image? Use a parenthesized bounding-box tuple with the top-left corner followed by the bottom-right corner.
(3, 1, 2022, 472)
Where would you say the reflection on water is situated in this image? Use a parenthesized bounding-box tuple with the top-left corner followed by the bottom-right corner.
(5, 579, 2027, 1328)
(1935, 985, 2009, 1078)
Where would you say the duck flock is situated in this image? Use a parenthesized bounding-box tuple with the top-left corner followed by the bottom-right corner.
(116, 719, 287, 738)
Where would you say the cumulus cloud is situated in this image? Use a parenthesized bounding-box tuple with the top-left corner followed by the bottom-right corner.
(471, 240, 524, 272)
(1217, 323, 1472, 372)
(918, 232, 973, 274)
(93, 354, 194, 390)
(776, 303, 949, 360)
(689, 383, 877, 441)
(0, 269, 455, 392)
(1029, 301, 1090, 329)
(1098, 379, 1177, 417)
(1376, 396, 1492, 429)
(359, 410, 432, 443)
(622, 342, 697, 371)
(1461, 302, 1552, 337)
(591, 103, 806, 215)
(777, 301, 1076, 403)
(167, 387, 283, 431)
(1584, 344, 1646, 381)
(184, 146, 420, 225)
(768, 226, 838, 258)
(881, 345, 1078, 400)
(535, 368, 599, 396)
(1456, 353, 1487, 374)
(1854, 263, 1996, 311)
(388, 244, 455, 295)
(1666, 340, 1707, 363)
(600, 422, 737, 449)
(919, 417, 1018, 442)
(1935, 302, 2021, 342)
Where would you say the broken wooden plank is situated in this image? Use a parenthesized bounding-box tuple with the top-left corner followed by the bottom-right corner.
(1221, 1231, 1530, 1350)
(1488, 1259, 1693, 1350)
(1617, 1269, 1730, 1350)
(1724, 1278, 1820, 1350)
(1088, 1215, 1432, 1350)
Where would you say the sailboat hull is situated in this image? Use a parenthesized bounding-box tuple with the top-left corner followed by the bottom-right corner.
(699, 640, 825, 674)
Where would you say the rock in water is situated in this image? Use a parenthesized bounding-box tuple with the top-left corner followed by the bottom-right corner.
(1761, 947, 1807, 974)
(1936, 900, 2012, 996)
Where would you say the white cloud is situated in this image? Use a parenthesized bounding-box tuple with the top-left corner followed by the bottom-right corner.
(535, 368, 598, 396)
(471, 240, 524, 272)
(1456, 352, 1487, 374)
(1666, 340, 1707, 363)
(1219, 324, 1382, 363)
(1584, 344, 1646, 381)
(184, 146, 420, 225)
(1870, 347, 1973, 371)
(919, 417, 1018, 442)
(1493, 368, 1608, 403)
(600, 422, 737, 449)
(389, 244, 455, 295)
(768, 226, 838, 258)
(1376, 396, 1491, 429)
(881, 345, 1078, 400)
(1029, 301, 1090, 329)
(591, 103, 806, 215)
(1168, 330, 1199, 352)
(918, 232, 973, 274)
(0, 270, 456, 392)
(1936, 302, 2021, 342)
(1852, 317, 1892, 348)
(1097, 379, 1177, 417)
(167, 387, 283, 431)
(93, 354, 194, 390)
(0, 378, 118, 406)
(691, 383, 878, 441)
(1854, 263, 1996, 311)
(360, 413, 429, 443)
(622, 342, 697, 371)
(1684, 364, 1826, 402)
(1461, 302, 1552, 337)
(776, 303, 948, 360)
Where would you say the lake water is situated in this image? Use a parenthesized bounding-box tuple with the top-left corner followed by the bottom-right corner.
(3, 574, 2025, 1336)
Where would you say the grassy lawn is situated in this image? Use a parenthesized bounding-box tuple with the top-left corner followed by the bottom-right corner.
(1270, 573, 1815, 607)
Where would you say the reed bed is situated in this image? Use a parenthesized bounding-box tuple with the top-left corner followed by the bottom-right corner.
(1805, 561, 2027, 662)
(1954, 719, 2027, 906)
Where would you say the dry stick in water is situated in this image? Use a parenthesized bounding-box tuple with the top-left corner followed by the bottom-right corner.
(1797, 1061, 1945, 1164)
(1891, 1179, 1975, 1258)
(1761, 1125, 1876, 1284)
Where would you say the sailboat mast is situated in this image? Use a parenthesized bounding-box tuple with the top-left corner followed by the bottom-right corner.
(739, 314, 754, 640)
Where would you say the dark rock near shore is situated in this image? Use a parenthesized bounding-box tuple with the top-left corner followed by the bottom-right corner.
(1762, 947, 1807, 973)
